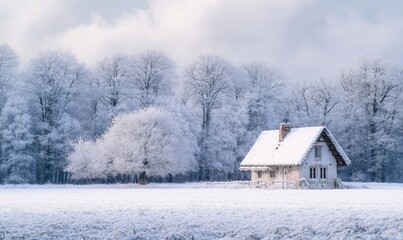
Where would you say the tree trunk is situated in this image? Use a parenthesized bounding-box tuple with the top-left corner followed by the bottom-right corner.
(198, 165, 204, 181)
(369, 122, 376, 182)
(139, 171, 147, 185)
(205, 168, 210, 181)
(167, 173, 173, 183)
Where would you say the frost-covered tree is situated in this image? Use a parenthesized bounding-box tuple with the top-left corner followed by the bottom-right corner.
(129, 51, 176, 108)
(286, 79, 339, 127)
(203, 67, 251, 180)
(65, 139, 106, 181)
(0, 44, 20, 183)
(80, 51, 177, 140)
(26, 50, 86, 183)
(84, 53, 133, 138)
(309, 79, 339, 126)
(183, 55, 235, 180)
(242, 62, 285, 133)
(205, 101, 248, 180)
(286, 81, 314, 126)
(0, 97, 34, 183)
(66, 107, 198, 184)
(78, 71, 110, 139)
(0, 44, 19, 110)
(337, 58, 403, 182)
(96, 53, 130, 110)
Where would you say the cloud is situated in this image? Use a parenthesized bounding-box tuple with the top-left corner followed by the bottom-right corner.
(1, 0, 403, 81)
(49, 0, 311, 68)
(0, 0, 72, 60)
(289, 10, 403, 80)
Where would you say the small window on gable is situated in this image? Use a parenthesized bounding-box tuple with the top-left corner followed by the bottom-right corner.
(315, 146, 322, 160)
(309, 167, 316, 179)
(257, 171, 262, 178)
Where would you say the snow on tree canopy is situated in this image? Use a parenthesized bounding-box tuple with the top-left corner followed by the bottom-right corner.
(66, 107, 198, 181)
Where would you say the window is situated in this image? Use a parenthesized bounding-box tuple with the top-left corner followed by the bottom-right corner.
(309, 167, 316, 179)
(257, 171, 262, 178)
(315, 146, 322, 160)
(320, 168, 327, 179)
(270, 170, 276, 178)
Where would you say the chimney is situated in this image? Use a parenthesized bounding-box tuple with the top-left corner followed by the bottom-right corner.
(279, 120, 291, 142)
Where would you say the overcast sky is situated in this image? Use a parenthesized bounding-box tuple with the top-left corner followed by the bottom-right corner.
(1, 0, 403, 81)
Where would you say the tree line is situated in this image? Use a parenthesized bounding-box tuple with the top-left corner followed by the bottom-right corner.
(0, 43, 401, 184)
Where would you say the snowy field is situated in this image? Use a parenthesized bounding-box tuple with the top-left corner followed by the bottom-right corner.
(0, 183, 402, 239)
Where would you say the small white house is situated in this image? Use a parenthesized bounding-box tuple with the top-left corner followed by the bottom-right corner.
(239, 123, 351, 189)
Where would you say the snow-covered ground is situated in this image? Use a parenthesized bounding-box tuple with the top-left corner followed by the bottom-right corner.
(0, 183, 402, 239)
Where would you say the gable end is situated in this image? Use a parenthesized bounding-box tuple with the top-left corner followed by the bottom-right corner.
(320, 129, 351, 166)
(300, 128, 351, 166)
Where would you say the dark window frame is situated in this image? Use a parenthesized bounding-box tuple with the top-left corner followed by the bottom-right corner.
(320, 167, 327, 179)
(309, 167, 316, 179)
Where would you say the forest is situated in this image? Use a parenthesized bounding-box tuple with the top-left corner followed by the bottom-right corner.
(0, 43, 402, 184)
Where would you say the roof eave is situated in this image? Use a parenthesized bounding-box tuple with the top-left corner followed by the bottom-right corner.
(323, 127, 352, 166)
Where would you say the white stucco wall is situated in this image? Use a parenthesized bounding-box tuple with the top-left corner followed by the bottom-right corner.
(300, 138, 338, 187)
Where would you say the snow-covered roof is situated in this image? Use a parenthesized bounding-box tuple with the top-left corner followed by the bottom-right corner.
(240, 126, 351, 168)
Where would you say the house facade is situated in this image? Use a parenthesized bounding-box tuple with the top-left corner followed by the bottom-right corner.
(240, 123, 351, 188)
